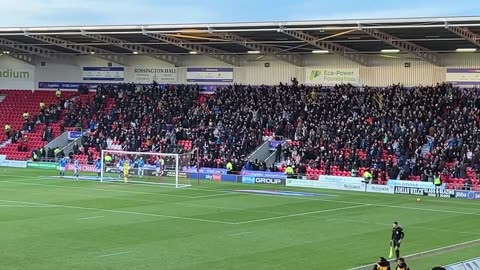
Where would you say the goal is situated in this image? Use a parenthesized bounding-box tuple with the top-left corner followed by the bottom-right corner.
(100, 149, 196, 188)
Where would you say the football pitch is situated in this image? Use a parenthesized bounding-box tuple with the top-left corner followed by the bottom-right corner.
(0, 168, 479, 270)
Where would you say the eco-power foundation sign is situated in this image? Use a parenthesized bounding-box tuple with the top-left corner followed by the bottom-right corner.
(306, 68, 360, 85)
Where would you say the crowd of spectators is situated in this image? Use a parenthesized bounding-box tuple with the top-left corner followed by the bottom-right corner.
(61, 81, 480, 183)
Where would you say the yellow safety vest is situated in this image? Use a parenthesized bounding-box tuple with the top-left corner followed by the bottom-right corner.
(23, 112, 29, 119)
(226, 162, 233, 171)
(5, 124, 11, 131)
(40, 102, 45, 109)
(286, 167, 294, 175)
(434, 177, 441, 185)
(56, 90, 61, 97)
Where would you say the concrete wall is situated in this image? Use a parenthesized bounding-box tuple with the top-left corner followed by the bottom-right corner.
(2, 53, 480, 89)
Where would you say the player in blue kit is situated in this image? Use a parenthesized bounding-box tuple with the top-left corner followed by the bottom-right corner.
(59, 157, 67, 178)
(137, 157, 145, 177)
(95, 158, 102, 178)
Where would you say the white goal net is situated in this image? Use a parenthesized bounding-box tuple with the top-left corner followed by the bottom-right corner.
(100, 149, 196, 188)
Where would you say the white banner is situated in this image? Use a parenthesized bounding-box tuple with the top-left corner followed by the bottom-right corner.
(83, 67, 124, 81)
(133, 68, 177, 83)
(318, 175, 364, 183)
(446, 68, 480, 86)
(286, 179, 365, 191)
(0, 65, 34, 90)
(0, 160, 27, 168)
(186, 68, 234, 83)
(306, 68, 359, 85)
(366, 184, 395, 194)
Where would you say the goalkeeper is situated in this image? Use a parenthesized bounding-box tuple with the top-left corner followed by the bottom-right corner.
(123, 159, 130, 183)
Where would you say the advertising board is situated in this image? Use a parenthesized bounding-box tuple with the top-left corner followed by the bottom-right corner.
(366, 184, 395, 194)
(83, 67, 124, 81)
(388, 180, 445, 189)
(186, 68, 234, 83)
(254, 177, 285, 185)
(0, 160, 27, 168)
(241, 176, 255, 184)
(133, 68, 177, 83)
(394, 187, 455, 198)
(305, 68, 359, 85)
(455, 190, 480, 200)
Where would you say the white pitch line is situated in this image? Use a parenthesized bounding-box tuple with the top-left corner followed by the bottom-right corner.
(228, 232, 253, 237)
(79, 216, 104, 220)
(234, 204, 371, 225)
(346, 238, 480, 270)
(0, 199, 235, 225)
(0, 204, 56, 208)
(97, 251, 132, 258)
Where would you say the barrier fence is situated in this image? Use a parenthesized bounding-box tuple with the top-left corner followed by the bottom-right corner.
(1, 160, 479, 200)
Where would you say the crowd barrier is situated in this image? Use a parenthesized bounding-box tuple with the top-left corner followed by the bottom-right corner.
(9, 163, 480, 200)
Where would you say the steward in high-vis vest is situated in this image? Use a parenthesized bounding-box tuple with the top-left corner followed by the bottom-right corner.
(226, 161, 233, 172)
(285, 165, 294, 178)
(363, 170, 373, 184)
(56, 89, 62, 99)
(373, 257, 391, 270)
(22, 111, 29, 121)
(5, 123, 11, 138)
(434, 174, 442, 187)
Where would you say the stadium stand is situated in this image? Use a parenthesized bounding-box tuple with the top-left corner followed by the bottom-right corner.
(2, 82, 480, 190)
(0, 90, 74, 160)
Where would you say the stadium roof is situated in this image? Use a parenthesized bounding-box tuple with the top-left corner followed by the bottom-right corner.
(1, 16, 480, 66)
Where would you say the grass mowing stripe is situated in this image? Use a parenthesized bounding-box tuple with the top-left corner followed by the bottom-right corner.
(347, 238, 480, 270)
(234, 204, 371, 225)
(97, 251, 132, 258)
(0, 182, 285, 215)
(78, 216, 105, 220)
(0, 199, 236, 225)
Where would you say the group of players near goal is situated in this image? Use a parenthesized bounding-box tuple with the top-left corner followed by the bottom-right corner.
(57, 156, 165, 182)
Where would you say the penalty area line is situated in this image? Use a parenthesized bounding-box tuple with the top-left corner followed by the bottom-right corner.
(346, 238, 480, 270)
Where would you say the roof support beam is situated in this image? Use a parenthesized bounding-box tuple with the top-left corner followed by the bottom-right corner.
(24, 33, 128, 66)
(211, 32, 303, 66)
(281, 30, 368, 66)
(142, 31, 240, 66)
(445, 25, 480, 47)
(0, 38, 68, 61)
(358, 26, 440, 66)
(0, 49, 34, 65)
(82, 32, 179, 65)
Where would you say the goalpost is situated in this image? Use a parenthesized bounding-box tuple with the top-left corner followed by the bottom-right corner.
(100, 149, 197, 188)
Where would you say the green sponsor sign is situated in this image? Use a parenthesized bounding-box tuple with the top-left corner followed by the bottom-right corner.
(27, 162, 58, 170)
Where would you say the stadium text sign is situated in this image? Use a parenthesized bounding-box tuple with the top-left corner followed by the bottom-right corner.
(306, 68, 359, 85)
(317, 175, 364, 183)
(0, 65, 35, 90)
(133, 68, 177, 83)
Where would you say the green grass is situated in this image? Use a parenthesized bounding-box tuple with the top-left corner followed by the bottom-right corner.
(0, 168, 479, 270)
